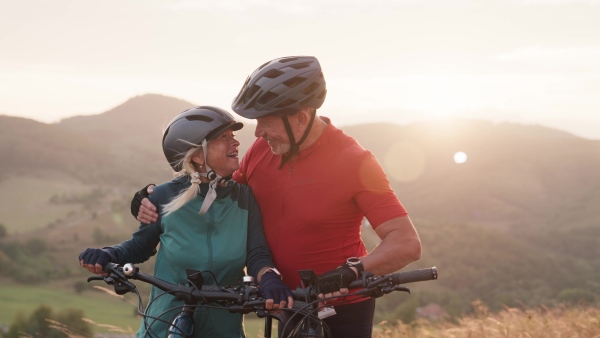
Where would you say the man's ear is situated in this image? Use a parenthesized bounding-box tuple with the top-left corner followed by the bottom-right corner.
(296, 107, 313, 127)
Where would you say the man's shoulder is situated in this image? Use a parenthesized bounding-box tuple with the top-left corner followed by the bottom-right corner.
(326, 124, 370, 156)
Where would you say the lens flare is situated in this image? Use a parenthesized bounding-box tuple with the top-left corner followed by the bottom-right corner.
(384, 142, 425, 183)
(454, 151, 468, 164)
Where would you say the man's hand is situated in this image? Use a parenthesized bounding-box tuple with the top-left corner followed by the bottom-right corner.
(130, 184, 158, 224)
(138, 197, 158, 223)
(315, 264, 359, 301)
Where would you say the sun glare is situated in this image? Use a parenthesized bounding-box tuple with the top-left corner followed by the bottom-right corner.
(400, 73, 486, 119)
(454, 151, 468, 164)
(384, 142, 425, 182)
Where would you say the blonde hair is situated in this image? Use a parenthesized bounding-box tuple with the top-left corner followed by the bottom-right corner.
(161, 145, 203, 216)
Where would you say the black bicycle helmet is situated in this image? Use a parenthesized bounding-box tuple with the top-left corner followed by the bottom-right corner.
(162, 106, 243, 171)
(231, 56, 327, 118)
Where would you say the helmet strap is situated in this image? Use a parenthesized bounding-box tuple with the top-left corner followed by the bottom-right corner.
(198, 139, 223, 214)
(279, 112, 316, 169)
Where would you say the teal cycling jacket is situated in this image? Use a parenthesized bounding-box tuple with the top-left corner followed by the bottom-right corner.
(112, 176, 273, 338)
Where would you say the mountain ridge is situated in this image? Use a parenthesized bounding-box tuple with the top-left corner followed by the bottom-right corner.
(1, 93, 599, 314)
(1, 94, 598, 232)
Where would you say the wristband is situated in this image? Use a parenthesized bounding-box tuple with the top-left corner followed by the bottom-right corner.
(262, 267, 282, 280)
(345, 257, 364, 274)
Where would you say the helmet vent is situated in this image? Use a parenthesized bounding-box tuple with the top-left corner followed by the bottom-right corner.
(283, 76, 307, 88)
(186, 115, 214, 122)
(263, 69, 284, 79)
(275, 98, 297, 108)
(300, 94, 315, 106)
(289, 62, 311, 70)
(257, 91, 278, 105)
(243, 84, 261, 102)
(301, 82, 319, 95)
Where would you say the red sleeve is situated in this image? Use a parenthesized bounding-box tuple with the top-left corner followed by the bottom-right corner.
(353, 152, 408, 229)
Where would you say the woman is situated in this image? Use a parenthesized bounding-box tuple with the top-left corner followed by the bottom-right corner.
(79, 106, 292, 337)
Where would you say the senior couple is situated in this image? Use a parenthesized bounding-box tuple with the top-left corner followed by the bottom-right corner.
(79, 56, 422, 338)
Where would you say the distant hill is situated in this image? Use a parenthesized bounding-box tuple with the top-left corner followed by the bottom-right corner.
(2, 94, 599, 235)
(0, 115, 117, 183)
(57, 94, 258, 184)
(342, 120, 600, 231)
(1, 93, 599, 315)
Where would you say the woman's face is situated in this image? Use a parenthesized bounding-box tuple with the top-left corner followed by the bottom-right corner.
(203, 128, 241, 177)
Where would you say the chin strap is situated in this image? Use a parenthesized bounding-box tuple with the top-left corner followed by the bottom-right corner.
(198, 139, 223, 214)
(279, 112, 316, 169)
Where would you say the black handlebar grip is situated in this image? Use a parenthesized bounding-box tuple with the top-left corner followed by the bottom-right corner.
(391, 266, 438, 285)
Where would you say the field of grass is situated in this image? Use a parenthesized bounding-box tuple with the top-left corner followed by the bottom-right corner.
(0, 281, 140, 335)
(0, 175, 94, 234)
(0, 280, 270, 337)
(372, 301, 600, 337)
(3, 283, 599, 338)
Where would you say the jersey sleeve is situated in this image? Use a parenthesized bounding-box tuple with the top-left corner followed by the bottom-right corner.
(112, 185, 164, 263)
(243, 186, 275, 279)
(353, 152, 408, 229)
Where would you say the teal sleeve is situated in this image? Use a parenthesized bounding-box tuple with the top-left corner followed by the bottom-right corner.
(244, 187, 275, 279)
(111, 186, 163, 264)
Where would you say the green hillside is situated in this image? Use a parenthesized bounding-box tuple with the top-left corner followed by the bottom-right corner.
(0, 94, 598, 334)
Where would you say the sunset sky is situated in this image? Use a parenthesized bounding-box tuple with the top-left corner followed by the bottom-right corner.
(1, 0, 599, 139)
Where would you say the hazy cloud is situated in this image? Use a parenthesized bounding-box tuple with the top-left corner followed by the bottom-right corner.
(493, 45, 600, 71)
(163, 0, 473, 16)
(507, 0, 600, 4)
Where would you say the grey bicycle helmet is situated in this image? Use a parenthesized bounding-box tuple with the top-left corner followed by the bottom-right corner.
(231, 56, 327, 118)
(162, 106, 243, 172)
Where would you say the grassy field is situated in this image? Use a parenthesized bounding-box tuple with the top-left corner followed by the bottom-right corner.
(0, 281, 268, 337)
(2, 283, 599, 337)
(372, 301, 600, 338)
(0, 282, 140, 335)
(0, 175, 93, 234)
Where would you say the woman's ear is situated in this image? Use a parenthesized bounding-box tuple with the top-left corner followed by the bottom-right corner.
(191, 150, 204, 166)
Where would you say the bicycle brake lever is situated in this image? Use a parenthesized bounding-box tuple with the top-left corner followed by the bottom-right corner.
(384, 286, 410, 294)
(395, 286, 410, 293)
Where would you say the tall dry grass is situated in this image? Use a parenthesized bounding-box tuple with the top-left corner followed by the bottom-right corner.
(373, 301, 600, 338)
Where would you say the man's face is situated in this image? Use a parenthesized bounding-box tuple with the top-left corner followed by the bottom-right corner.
(254, 115, 291, 155)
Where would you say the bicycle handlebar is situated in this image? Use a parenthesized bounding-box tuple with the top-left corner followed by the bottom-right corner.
(88, 263, 438, 312)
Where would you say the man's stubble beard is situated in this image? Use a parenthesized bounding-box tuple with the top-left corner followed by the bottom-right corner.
(269, 141, 291, 156)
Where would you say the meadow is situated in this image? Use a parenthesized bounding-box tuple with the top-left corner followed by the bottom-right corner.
(0, 280, 266, 337)
(371, 301, 600, 338)
(4, 284, 597, 338)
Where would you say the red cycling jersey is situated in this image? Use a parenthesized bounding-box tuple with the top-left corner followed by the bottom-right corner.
(233, 118, 407, 288)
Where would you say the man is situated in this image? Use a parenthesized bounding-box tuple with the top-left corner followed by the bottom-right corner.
(133, 56, 421, 337)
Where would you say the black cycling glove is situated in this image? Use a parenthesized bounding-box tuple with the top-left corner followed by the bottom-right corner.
(315, 264, 358, 294)
(259, 271, 293, 304)
(130, 184, 155, 218)
(79, 248, 117, 268)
